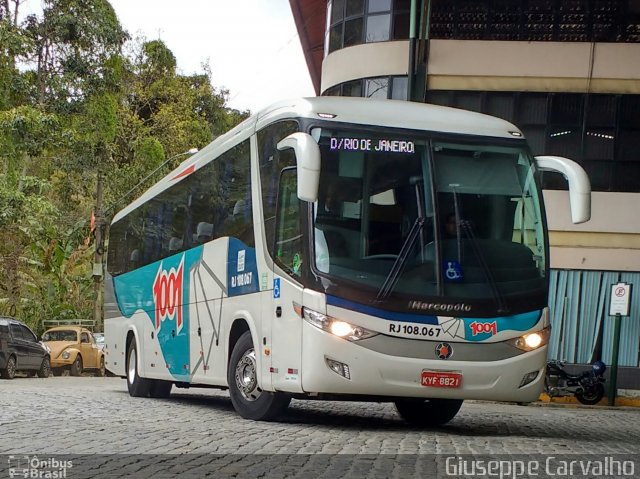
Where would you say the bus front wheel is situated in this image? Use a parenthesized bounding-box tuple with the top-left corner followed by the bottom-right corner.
(228, 331, 290, 421)
(394, 398, 463, 427)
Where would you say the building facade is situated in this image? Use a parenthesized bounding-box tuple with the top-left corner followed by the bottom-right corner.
(290, 0, 640, 379)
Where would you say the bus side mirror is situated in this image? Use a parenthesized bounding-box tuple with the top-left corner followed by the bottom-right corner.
(277, 133, 321, 202)
(535, 155, 591, 224)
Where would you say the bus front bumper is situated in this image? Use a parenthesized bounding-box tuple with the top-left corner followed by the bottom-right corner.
(299, 322, 546, 403)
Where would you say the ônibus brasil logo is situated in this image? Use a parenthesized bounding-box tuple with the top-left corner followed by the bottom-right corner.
(153, 257, 184, 333)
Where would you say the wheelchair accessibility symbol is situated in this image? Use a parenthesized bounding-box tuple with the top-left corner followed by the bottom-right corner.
(273, 278, 281, 298)
(444, 261, 463, 282)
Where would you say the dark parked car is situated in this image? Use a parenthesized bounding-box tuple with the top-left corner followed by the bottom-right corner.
(0, 317, 51, 379)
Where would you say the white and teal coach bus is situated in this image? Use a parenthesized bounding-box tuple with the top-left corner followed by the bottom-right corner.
(104, 97, 590, 425)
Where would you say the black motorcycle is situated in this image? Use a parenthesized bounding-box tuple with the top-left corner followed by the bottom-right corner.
(544, 360, 607, 405)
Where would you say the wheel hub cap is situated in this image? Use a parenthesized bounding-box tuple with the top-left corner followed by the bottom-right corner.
(128, 349, 137, 384)
(235, 348, 261, 401)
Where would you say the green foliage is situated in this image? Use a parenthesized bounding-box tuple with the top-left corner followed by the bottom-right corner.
(0, 19, 34, 109)
(17, 219, 94, 334)
(0, 174, 54, 223)
(31, 0, 128, 110)
(83, 92, 118, 146)
(0, 1, 250, 330)
(0, 105, 61, 156)
(133, 136, 164, 171)
(142, 40, 176, 77)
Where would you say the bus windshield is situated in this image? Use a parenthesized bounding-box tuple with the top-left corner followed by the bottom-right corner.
(312, 127, 546, 313)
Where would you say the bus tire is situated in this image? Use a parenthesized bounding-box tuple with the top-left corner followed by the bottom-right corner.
(394, 398, 463, 427)
(149, 380, 173, 398)
(126, 340, 151, 397)
(228, 331, 290, 421)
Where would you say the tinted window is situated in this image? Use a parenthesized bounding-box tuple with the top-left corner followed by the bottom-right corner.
(258, 121, 299, 258)
(365, 77, 389, 99)
(10, 324, 24, 340)
(326, 0, 412, 54)
(107, 140, 252, 275)
(322, 75, 407, 99)
(274, 168, 304, 277)
(368, 0, 391, 13)
(346, 0, 364, 16)
(344, 17, 364, 46)
(366, 14, 391, 42)
(20, 325, 36, 342)
(391, 76, 408, 100)
(0, 324, 8, 340)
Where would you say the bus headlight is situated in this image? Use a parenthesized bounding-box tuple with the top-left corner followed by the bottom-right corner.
(303, 308, 378, 341)
(513, 327, 550, 352)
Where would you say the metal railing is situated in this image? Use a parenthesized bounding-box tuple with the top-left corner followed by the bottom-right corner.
(42, 319, 96, 330)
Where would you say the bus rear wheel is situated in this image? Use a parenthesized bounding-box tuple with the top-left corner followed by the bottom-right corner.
(127, 340, 151, 397)
(394, 398, 463, 427)
(228, 331, 290, 421)
(149, 380, 173, 398)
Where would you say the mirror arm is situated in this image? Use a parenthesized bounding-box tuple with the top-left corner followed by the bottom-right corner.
(535, 155, 591, 224)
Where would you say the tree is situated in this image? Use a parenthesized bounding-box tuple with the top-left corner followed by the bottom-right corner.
(104, 38, 248, 206)
(0, 2, 249, 331)
(24, 0, 127, 109)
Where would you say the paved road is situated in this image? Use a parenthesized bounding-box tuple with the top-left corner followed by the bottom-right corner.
(1, 377, 639, 477)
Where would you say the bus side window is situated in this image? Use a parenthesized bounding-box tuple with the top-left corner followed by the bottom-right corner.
(258, 121, 299, 258)
(274, 168, 303, 277)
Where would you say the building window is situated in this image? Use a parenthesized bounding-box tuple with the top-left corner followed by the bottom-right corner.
(325, 0, 411, 55)
(425, 90, 640, 193)
(391, 76, 408, 100)
(365, 77, 389, 98)
(321, 75, 408, 100)
(429, 0, 640, 43)
(366, 11, 391, 42)
(326, 0, 640, 54)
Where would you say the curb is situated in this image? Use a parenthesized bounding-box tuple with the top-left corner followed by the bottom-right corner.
(537, 393, 640, 408)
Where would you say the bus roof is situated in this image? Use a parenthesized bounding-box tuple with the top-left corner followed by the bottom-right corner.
(112, 97, 524, 224)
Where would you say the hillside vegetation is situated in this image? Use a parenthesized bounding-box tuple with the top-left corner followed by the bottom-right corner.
(0, 0, 248, 331)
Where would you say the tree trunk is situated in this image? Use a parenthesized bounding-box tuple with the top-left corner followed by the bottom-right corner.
(17, 151, 29, 191)
(93, 170, 104, 331)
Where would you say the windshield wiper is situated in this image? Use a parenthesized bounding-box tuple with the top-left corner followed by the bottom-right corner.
(376, 217, 425, 300)
(459, 219, 509, 315)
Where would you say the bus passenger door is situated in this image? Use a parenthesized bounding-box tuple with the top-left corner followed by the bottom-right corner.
(270, 168, 304, 392)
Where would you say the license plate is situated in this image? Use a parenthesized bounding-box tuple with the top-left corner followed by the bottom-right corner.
(421, 370, 462, 388)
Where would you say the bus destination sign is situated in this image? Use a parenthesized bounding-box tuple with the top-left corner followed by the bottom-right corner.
(330, 137, 415, 154)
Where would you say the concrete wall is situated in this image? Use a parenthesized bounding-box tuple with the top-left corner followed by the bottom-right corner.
(321, 40, 640, 94)
(321, 41, 410, 93)
(544, 191, 640, 271)
(426, 40, 640, 94)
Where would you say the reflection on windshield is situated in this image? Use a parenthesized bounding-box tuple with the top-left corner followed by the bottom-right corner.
(42, 330, 77, 341)
(312, 128, 546, 308)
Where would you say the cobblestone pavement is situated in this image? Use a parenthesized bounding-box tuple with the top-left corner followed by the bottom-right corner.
(1, 377, 639, 477)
